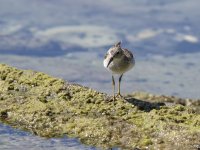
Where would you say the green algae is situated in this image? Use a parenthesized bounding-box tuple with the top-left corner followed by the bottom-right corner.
(0, 64, 200, 149)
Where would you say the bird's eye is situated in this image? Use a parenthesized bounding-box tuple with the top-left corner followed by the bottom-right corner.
(116, 52, 120, 55)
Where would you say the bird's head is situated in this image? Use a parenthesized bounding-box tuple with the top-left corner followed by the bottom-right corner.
(106, 41, 123, 67)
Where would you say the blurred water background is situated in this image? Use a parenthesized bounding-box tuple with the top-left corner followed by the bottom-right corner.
(0, 0, 200, 149)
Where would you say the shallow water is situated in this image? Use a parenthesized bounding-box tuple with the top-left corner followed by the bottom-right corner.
(0, 124, 100, 150)
(0, 0, 200, 149)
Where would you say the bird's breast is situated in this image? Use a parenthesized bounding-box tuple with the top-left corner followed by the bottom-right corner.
(106, 58, 134, 74)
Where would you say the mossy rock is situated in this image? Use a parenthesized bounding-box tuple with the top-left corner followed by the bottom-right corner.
(0, 64, 200, 149)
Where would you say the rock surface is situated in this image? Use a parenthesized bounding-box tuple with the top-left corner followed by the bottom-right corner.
(0, 64, 200, 149)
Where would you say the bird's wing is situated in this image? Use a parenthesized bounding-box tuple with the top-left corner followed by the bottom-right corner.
(122, 48, 133, 59)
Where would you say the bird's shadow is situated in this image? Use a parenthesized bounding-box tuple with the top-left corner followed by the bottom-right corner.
(124, 97, 165, 112)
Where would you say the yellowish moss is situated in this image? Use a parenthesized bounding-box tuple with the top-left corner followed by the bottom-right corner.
(139, 138, 153, 147)
(0, 64, 200, 149)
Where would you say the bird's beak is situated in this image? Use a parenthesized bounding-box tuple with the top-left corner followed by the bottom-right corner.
(107, 57, 113, 68)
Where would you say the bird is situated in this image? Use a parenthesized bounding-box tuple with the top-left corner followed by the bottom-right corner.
(103, 41, 135, 100)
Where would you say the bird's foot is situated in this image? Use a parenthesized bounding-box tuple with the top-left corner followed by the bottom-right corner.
(112, 95, 116, 101)
(108, 94, 123, 102)
(116, 93, 123, 99)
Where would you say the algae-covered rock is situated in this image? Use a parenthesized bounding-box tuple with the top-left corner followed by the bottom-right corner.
(0, 64, 200, 149)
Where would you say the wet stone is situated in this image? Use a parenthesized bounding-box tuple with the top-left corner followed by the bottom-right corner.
(0, 64, 200, 149)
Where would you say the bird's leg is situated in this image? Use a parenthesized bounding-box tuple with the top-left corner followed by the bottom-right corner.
(117, 74, 123, 98)
(112, 75, 116, 100)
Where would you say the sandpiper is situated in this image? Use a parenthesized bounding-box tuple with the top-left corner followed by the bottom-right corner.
(103, 41, 135, 100)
